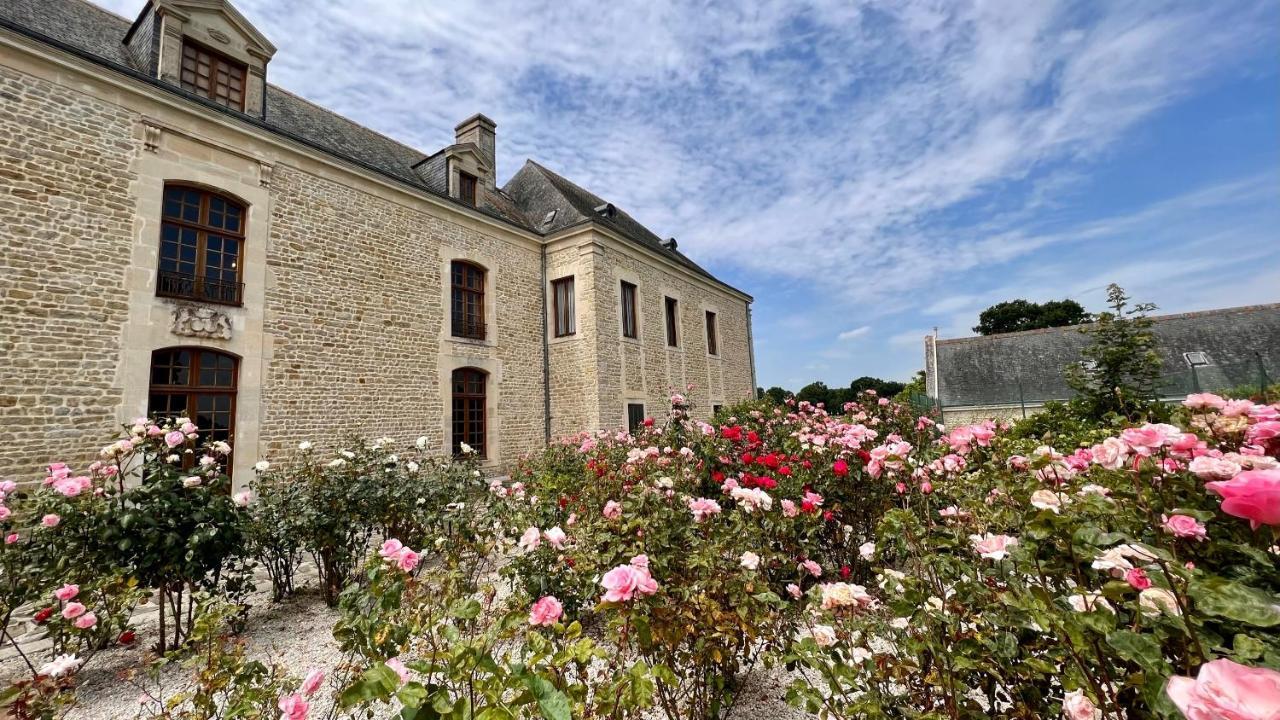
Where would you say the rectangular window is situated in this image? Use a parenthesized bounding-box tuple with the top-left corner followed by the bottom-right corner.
(451, 261, 486, 340)
(705, 310, 718, 355)
(180, 40, 247, 111)
(459, 171, 477, 206)
(552, 276, 575, 337)
(665, 296, 679, 347)
(712, 404, 723, 416)
(626, 403, 646, 433)
(620, 281, 638, 339)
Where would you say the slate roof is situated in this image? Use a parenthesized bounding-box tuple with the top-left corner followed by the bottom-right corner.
(0, 0, 744, 296)
(502, 161, 729, 287)
(932, 304, 1280, 408)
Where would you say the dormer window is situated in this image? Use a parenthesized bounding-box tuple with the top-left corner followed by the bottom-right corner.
(459, 171, 478, 206)
(180, 39, 247, 111)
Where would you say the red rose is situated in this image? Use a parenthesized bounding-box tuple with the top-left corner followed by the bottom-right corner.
(721, 426, 742, 441)
(778, 466, 792, 476)
(741, 452, 755, 465)
(822, 511, 834, 522)
(34, 606, 54, 624)
(118, 630, 136, 645)
(833, 459, 849, 477)
(840, 566, 851, 579)
(642, 417, 654, 428)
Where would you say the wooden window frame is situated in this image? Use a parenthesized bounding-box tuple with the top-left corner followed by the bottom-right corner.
(451, 367, 487, 457)
(705, 310, 719, 356)
(620, 281, 638, 339)
(148, 347, 239, 471)
(626, 402, 646, 433)
(157, 184, 246, 306)
(551, 276, 575, 337)
(664, 296, 679, 348)
(450, 261, 486, 340)
(458, 171, 478, 206)
(179, 38, 248, 111)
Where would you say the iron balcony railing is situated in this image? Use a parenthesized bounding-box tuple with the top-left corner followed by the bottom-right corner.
(451, 315, 487, 340)
(157, 270, 244, 306)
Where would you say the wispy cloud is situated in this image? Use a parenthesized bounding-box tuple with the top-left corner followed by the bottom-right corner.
(837, 326, 871, 342)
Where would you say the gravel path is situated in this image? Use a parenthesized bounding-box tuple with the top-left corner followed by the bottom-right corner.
(3, 576, 805, 720)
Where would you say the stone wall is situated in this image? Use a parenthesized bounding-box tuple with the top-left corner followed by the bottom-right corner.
(261, 164, 547, 469)
(588, 234, 754, 428)
(0, 64, 138, 482)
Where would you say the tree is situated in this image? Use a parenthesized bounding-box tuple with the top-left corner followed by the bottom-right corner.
(894, 370, 926, 402)
(762, 386, 791, 405)
(1064, 284, 1162, 420)
(973, 298, 1092, 335)
(796, 381, 832, 408)
(850, 376, 906, 398)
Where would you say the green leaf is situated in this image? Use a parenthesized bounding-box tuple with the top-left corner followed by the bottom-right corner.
(397, 681, 429, 708)
(339, 663, 401, 708)
(1106, 630, 1167, 672)
(448, 598, 483, 620)
(1189, 577, 1280, 628)
(521, 674, 572, 720)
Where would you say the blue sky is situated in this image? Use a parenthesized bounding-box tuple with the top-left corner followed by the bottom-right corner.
(96, 0, 1280, 388)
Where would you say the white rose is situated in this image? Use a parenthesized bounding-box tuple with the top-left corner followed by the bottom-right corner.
(740, 551, 760, 570)
(1029, 489, 1064, 514)
(859, 542, 876, 560)
(233, 490, 252, 507)
(459, 442, 473, 455)
(298, 441, 313, 451)
(253, 460, 270, 473)
(182, 476, 202, 488)
(407, 461, 420, 472)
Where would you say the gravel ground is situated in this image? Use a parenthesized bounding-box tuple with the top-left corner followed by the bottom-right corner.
(3, 575, 805, 720)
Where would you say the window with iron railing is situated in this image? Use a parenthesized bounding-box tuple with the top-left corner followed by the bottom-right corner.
(157, 185, 245, 306)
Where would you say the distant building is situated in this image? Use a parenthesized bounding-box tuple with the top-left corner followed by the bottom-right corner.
(924, 303, 1280, 424)
(0, 0, 757, 482)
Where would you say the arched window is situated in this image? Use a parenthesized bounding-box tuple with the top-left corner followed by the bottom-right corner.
(451, 261, 485, 340)
(451, 368, 486, 457)
(157, 184, 245, 305)
(148, 348, 238, 448)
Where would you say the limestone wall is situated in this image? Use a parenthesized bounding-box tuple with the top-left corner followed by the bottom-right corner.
(0, 64, 137, 482)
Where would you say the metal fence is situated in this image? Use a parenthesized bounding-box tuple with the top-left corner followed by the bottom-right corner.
(925, 355, 1275, 420)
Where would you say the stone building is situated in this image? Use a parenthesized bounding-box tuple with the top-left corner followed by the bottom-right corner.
(924, 303, 1280, 424)
(0, 0, 757, 482)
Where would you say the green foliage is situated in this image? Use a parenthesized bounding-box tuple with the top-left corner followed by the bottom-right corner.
(973, 297, 1093, 335)
(1065, 284, 1163, 420)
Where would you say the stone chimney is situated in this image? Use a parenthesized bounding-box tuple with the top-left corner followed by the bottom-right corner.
(454, 114, 497, 186)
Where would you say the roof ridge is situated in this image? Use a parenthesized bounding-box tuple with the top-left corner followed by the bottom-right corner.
(266, 84, 430, 162)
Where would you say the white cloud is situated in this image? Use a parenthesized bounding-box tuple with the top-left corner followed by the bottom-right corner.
(837, 326, 871, 342)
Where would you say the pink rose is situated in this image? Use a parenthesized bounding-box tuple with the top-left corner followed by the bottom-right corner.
(600, 564, 659, 603)
(1247, 421, 1280, 445)
(378, 539, 403, 559)
(74, 612, 97, 629)
(1162, 514, 1208, 541)
(1166, 658, 1280, 720)
(1062, 689, 1101, 720)
(385, 658, 409, 684)
(164, 430, 186, 448)
(5, 533, 17, 544)
(518, 527, 540, 551)
(277, 693, 309, 720)
(786, 583, 802, 599)
(1205, 470, 1280, 530)
(0, 507, 10, 521)
(687, 497, 722, 522)
(1183, 393, 1227, 411)
(1124, 568, 1152, 590)
(41, 514, 60, 528)
(602, 501, 622, 520)
(61, 602, 86, 619)
(529, 596, 564, 626)
(1090, 438, 1129, 470)
(301, 669, 325, 696)
(800, 559, 822, 577)
(54, 584, 79, 602)
(970, 533, 1018, 560)
(780, 499, 798, 518)
(1190, 456, 1242, 481)
(396, 548, 419, 572)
